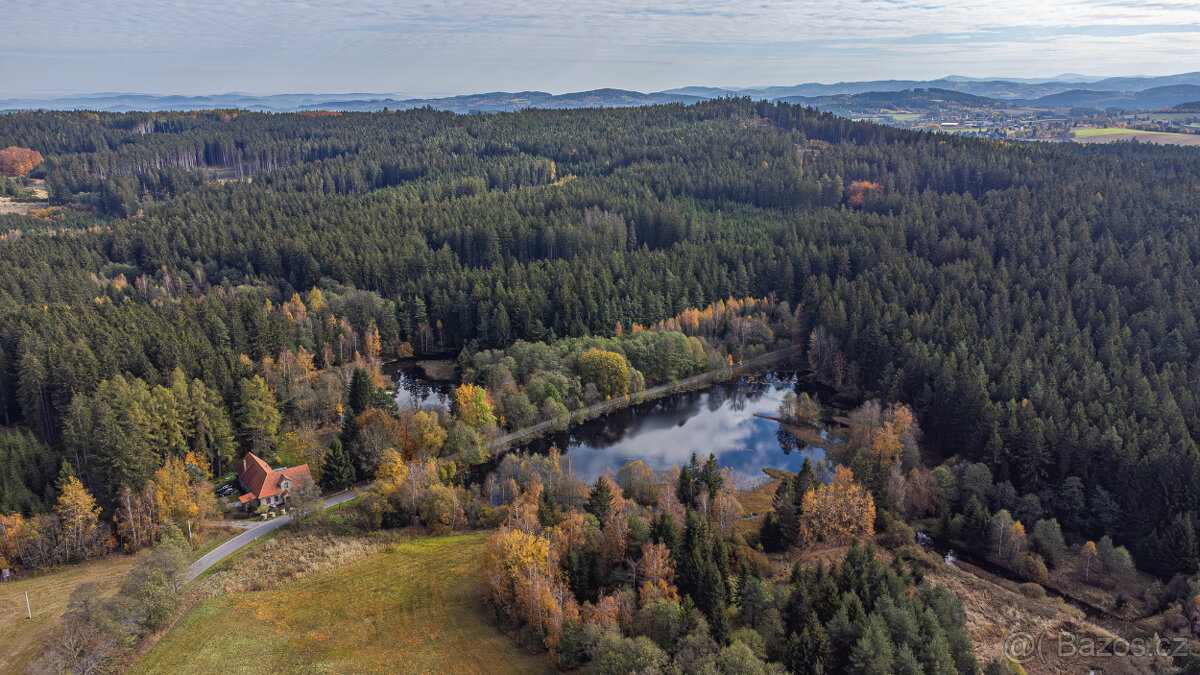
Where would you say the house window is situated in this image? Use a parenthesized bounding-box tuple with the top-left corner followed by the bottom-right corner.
(281, 479, 290, 491)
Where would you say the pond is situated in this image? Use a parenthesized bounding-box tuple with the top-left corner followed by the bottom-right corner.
(516, 372, 833, 486)
(391, 366, 452, 412)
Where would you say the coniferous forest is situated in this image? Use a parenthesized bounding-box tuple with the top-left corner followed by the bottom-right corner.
(1, 99, 1200, 582)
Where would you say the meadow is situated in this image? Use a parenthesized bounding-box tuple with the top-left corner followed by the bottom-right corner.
(0, 555, 134, 673)
(133, 533, 552, 674)
(1072, 127, 1200, 145)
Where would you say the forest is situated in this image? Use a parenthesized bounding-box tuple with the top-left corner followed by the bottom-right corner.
(0, 99, 1199, 585)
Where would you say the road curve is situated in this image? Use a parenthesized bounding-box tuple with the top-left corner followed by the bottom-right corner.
(184, 491, 357, 583)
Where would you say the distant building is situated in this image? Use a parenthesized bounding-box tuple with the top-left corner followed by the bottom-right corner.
(940, 122, 959, 128)
(236, 452, 312, 507)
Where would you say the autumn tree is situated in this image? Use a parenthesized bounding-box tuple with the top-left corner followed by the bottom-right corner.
(638, 542, 679, 607)
(578, 349, 631, 399)
(1081, 541, 1099, 582)
(287, 481, 323, 528)
(480, 527, 574, 650)
(114, 486, 157, 552)
(0, 146, 42, 177)
(800, 466, 875, 545)
(616, 460, 656, 506)
(779, 392, 822, 428)
(151, 454, 213, 536)
(453, 384, 495, 429)
(354, 408, 405, 474)
(55, 473, 103, 562)
(402, 410, 447, 459)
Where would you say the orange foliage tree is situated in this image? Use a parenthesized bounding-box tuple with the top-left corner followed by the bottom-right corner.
(481, 527, 577, 651)
(845, 180, 883, 206)
(800, 466, 876, 545)
(0, 146, 42, 177)
(638, 542, 679, 607)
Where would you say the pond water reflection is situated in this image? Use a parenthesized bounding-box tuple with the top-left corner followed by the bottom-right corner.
(518, 372, 829, 486)
(392, 367, 451, 412)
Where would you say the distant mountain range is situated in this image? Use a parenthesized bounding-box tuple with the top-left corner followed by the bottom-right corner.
(4, 72, 1200, 114)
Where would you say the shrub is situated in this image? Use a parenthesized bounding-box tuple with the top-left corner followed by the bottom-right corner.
(419, 484, 466, 534)
(589, 631, 667, 675)
(1018, 582, 1046, 599)
(1014, 552, 1049, 584)
(634, 599, 685, 650)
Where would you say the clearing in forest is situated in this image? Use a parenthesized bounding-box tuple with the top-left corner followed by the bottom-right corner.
(133, 533, 552, 674)
(0, 555, 135, 673)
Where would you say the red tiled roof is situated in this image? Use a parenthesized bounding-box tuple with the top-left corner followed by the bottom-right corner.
(236, 452, 311, 503)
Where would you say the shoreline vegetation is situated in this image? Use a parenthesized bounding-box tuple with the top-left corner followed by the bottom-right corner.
(485, 343, 803, 454)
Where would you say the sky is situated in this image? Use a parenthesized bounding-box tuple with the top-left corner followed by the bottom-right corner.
(3, 0, 1200, 97)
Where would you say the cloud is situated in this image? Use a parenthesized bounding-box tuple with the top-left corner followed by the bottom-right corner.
(3, 0, 1198, 95)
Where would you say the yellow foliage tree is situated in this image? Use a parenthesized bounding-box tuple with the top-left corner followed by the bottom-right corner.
(453, 384, 495, 429)
(578, 349, 631, 399)
(1009, 521, 1027, 557)
(153, 455, 201, 530)
(800, 466, 875, 545)
(1081, 540, 1099, 581)
(55, 475, 102, 560)
(0, 512, 25, 565)
(481, 527, 554, 625)
(870, 421, 903, 465)
(406, 410, 447, 458)
(638, 542, 679, 607)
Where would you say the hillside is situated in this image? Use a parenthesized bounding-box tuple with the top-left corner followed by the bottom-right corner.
(7, 71, 1200, 114)
(777, 88, 1011, 115)
(1027, 84, 1200, 110)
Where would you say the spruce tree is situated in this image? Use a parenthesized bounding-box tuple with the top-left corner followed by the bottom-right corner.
(1155, 513, 1199, 578)
(850, 614, 896, 675)
(784, 622, 830, 675)
(587, 476, 614, 522)
(793, 457, 816, 513)
(649, 511, 679, 553)
(895, 644, 924, 675)
(321, 439, 356, 491)
(347, 368, 373, 419)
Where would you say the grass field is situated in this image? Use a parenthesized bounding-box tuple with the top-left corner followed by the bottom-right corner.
(0, 555, 135, 673)
(1072, 127, 1200, 146)
(134, 533, 552, 674)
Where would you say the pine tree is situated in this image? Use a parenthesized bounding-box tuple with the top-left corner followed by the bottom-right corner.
(649, 511, 679, 552)
(321, 439, 356, 490)
(1154, 512, 1199, 578)
(894, 643, 924, 675)
(347, 368, 374, 419)
(784, 622, 830, 675)
(794, 457, 816, 513)
(587, 476, 614, 521)
(850, 614, 897, 675)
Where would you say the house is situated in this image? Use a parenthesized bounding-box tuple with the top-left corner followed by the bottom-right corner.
(236, 452, 312, 507)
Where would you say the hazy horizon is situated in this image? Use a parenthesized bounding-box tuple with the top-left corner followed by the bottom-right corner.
(4, 1, 1199, 99)
(0, 72, 1178, 102)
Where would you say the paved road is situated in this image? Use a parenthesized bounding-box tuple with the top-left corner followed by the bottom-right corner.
(184, 491, 357, 583)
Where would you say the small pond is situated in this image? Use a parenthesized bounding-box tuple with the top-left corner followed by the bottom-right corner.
(516, 372, 833, 486)
(391, 366, 452, 412)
